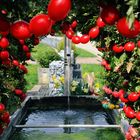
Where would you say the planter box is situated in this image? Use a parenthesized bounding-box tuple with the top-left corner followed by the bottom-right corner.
(38, 68, 49, 85)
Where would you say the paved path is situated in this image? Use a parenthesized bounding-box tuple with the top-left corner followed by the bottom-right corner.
(76, 57, 101, 64)
(76, 41, 102, 64)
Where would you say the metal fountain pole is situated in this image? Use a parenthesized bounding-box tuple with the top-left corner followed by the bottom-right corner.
(64, 35, 71, 97)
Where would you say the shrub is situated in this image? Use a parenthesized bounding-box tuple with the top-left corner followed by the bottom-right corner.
(38, 48, 61, 68)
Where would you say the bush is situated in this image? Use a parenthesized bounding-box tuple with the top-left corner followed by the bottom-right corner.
(38, 48, 61, 68)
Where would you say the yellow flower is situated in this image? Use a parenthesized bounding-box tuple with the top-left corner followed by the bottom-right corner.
(83, 88, 88, 93)
(59, 76, 64, 84)
(95, 83, 100, 88)
(82, 72, 88, 79)
(52, 75, 57, 81)
(71, 87, 76, 92)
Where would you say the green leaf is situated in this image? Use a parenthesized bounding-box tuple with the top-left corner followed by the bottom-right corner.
(126, 62, 133, 73)
(119, 53, 127, 63)
(135, 86, 140, 92)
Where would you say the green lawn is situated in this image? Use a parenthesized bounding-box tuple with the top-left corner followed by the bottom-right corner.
(75, 47, 96, 57)
(25, 64, 39, 90)
(81, 64, 105, 89)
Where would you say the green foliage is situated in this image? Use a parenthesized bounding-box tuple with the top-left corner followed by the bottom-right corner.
(38, 48, 61, 68)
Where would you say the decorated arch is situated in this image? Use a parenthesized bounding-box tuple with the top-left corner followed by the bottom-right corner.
(0, 0, 140, 139)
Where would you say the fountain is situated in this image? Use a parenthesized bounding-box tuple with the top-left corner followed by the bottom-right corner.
(0, 37, 125, 140)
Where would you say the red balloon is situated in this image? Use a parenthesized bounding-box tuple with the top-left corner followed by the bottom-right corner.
(48, 0, 71, 21)
(96, 17, 105, 28)
(124, 42, 135, 52)
(10, 20, 31, 40)
(72, 36, 80, 44)
(117, 17, 140, 38)
(80, 35, 90, 44)
(112, 44, 124, 53)
(66, 30, 74, 39)
(101, 5, 119, 25)
(0, 16, 10, 32)
(29, 14, 52, 37)
(128, 92, 139, 102)
(89, 26, 99, 39)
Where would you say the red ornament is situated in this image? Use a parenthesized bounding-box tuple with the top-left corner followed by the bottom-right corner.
(72, 36, 81, 44)
(33, 37, 40, 46)
(120, 94, 128, 103)
(0, 16, 10, 32)
(29, 14, 52, 37)
(48, 0, 71, 21)
(125, 109, 135, 119)
(136, 112, 140, 121)
(101, 59, 108, 66)
(100, 5, 119, 25)
(12, 60, 19, 67)
(124, 42, 135, 52)
(66, 30, 74, 39)
(15, 89, 23, 95)
(26, 52, 31, 60)
(96, 17, 105, 28)
(71, 20, 78, 29)
(89, 27, 100, 39)
(20, 93, 27, 101)
(137, 40, 140, 48)
(19, 40, 25, 45)
(128, 92, 139, 102)
(112, 91, 119, 98)
(117, 17, 140, 38)
(0, 50, 9, 60)
(10, 20, 31, 40)
(80, 35, 90, 44)
(112, 44, 124, 53)
(22, 45, 29, 52)
(0, 37, 9, 49)
(1, 111, 10, 123)
(0, 125, 4, 135)
(19, 64, 28, 74)
(105, 64, 111, 71)
(0, 103, 5, 112)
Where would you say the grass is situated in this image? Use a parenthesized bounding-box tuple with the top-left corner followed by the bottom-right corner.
(81, 64, 105, 89)
(25, 64, 39, 90)
(75, 47, 96, 58)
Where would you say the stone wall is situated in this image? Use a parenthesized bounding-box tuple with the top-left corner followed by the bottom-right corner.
(49, 60, 64, 96)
